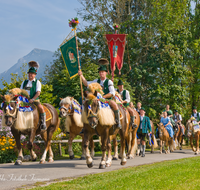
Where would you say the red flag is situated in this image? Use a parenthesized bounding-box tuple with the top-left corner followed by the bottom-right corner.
(105, 34, 126, 79)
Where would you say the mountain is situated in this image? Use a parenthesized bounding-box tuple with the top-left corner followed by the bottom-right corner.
(0, 48, 55, 89)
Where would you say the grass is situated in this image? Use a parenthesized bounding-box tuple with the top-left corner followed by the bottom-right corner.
(30, 155, 200, 190)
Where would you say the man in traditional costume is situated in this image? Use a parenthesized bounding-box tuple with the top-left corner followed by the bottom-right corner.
(173, 110, 185, 136)
(20, 61, 46, 130)
(191, 106, 200, 124)
(117, 79, 137, 128)
(137, 107, 152, 157)
(78, 65, 121, 130)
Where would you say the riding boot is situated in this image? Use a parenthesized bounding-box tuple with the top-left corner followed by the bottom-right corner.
(141, 145, 146, 157)
(40, 113, 47, 131)
(114, 110, 122, 129)
(131, 116, 137, 129)
(181, 127, 185, 137)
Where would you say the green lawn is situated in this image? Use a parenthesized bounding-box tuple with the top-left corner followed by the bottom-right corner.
(30, 155, 200, 190)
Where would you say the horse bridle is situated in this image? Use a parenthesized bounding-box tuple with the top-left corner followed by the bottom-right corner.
(86, 100, 101, 120)
(4, 101, 18, 119)
(60, 105, 73, 116)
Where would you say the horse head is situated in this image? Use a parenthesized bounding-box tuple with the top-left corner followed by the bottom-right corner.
(83, 90, 100, 128)
(0, 94, 18, 126)
(59, 97, 73, 117)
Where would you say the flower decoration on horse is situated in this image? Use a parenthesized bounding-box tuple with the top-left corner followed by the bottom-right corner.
(69, 17, 79, 30)
(113, 23, 120, 33)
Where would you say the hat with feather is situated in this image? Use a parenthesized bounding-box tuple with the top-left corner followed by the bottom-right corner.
(27, 61, 39, 74)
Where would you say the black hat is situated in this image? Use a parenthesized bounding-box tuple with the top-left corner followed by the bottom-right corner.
(140, 107, 145, 111)
(193, 106, 197, 110)
(174, 110, 178, 112)
(27, 61, 39, 74)
(98, 65, 108, 72)
(117, 79, 124, 86)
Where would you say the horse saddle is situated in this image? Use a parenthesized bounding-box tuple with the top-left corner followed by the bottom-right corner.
(42, 105, 52, 122)
(35, 105, 52, 122)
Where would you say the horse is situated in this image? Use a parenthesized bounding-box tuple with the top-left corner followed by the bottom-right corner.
(59, 96, 94, 159)
(135, 120, 158, 155)
(0, 89, 60, 165)
(157, 123, 175, 154)
(174, 123, 185, 150)
(186, 119, 200, 154)
(82, 89, 130, 168)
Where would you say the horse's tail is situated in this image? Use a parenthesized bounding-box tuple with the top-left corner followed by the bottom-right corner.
(152, 135, 158, 148)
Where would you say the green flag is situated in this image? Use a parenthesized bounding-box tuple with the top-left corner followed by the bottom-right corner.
(60, 36, 80, 79)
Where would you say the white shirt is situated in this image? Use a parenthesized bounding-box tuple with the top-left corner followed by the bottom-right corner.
(88, 79, 115, 96)
(118, 89, 130, 103)
(140, 116, 144, 129)
(191, 112, 200, 120)
(174, 114, 182, 122)
(20, 78, 41, 96)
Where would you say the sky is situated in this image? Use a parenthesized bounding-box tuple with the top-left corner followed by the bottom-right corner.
(0, 0, 84, 73)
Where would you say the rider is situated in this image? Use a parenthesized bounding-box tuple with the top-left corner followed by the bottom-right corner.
(78, 64, 121, 131)
(137, 107, 152, 157)
(117, 79, 137, 129)
(160, 110, 174, 140)
(20, 61, 46, 130)
(173, 110, 185, 136)
(191, 106, 200, 124)
(136, 102, 142, 115)
(165, 105, 176, 132)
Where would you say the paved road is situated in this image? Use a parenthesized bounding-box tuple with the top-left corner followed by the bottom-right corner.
(0, 149, 199, 190)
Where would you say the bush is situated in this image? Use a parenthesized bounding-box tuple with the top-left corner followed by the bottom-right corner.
(0, 136, 17, 163)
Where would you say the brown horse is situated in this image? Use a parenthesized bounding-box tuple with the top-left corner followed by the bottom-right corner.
(157, 123, 175, 154)
(59, 97, 94, 159)
(82, 90, 130, 168)
(174, 123, 185, 150)
(186, 119, 200, 154)
(1, 92, 59, 165)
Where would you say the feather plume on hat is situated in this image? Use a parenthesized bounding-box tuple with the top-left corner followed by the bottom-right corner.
(28, 61, 39, 68)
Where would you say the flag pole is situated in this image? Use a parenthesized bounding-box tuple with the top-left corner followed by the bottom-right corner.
(74, 29, 84, 103)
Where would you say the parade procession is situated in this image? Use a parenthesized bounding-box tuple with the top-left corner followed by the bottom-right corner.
(1, 1, 200, 189)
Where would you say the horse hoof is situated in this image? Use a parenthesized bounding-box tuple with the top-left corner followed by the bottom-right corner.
(14, 160, 22, 165)
(70, 155, 74, 160)
(99, 164, 106, 169)
(106, 163, 111, 167)
(118, 156, 122, 159)
(127, 155, 134, 159)
(32, 158, 37, 162)
(39, 160, 46, 164)
(121, 161, 126, 166)
(87, 161, 94, 168)
(48, 159, 54, 163)
(180, 148, 182, 150)
(112, 157, 118, 160)
(80, 156, 86, 160)
(195, 152, 198, 155)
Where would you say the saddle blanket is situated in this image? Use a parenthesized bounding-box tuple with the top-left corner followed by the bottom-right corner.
(43, 105, 52, 122)
(192, 120, 200, 133)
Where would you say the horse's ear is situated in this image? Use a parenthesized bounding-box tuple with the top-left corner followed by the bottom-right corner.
(94, 90, 98, 97)
(70, 97, 73, 100)
(12, 95, 19, 101)
(84, 91, 88, 98)
(0, 95, 5, 101)
(59, 97, 63, 100)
